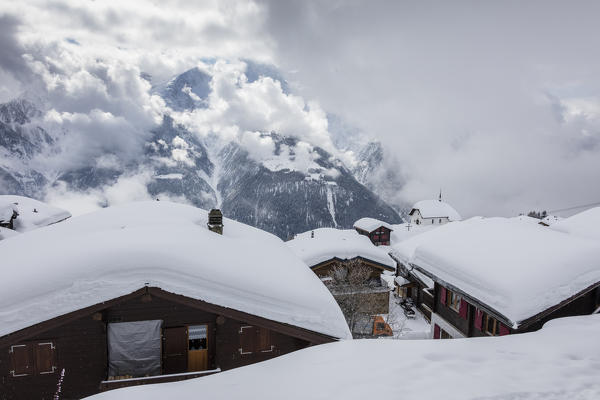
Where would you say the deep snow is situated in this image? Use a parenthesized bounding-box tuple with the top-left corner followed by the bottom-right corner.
(86, 315, 600, 400)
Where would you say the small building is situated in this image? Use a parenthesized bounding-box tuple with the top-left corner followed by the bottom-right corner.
(0, 202, 350, 399)
(0, 195, 71, 237)
(408, 199, 461, 226)
(0, 204, 18, 230)
(393, 216, 600, 339)
(286, 228, 396, 335)
(353, 217, 393, 246)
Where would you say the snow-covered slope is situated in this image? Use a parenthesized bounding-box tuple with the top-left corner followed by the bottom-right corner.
(0, 201, 351, 340)
(86, 315, 600, 400)
(0, 62, 403, 239)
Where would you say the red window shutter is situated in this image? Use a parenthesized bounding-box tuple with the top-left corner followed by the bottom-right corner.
(440, 287, 447, 305)
(475, 309, 483, 331)
(9, 344, 31, 377)
(459, 299, 468, 319)
(35, 342, 57, 374)
(433, 324, 441, 339)
(499, 324, 510, 336)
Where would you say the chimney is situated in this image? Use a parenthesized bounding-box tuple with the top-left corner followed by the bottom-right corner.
(208, 209, 224, 235)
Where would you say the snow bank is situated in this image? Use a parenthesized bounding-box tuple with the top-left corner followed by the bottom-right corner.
(352, 217, 393, 232)
(394, 217, 600, 327)
(410, 199, 461, 220)
(551, 207, 600, 241)
(86, 314, 600, 400)
(0, 201, 351, 340)
(287, 228, 395, 269)
(0, 195, 71, 234)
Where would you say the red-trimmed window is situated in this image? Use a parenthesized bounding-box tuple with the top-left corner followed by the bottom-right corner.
(433, 324, 441, 339)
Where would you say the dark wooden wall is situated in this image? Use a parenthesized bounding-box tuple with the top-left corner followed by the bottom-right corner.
(433, 283, 470, 336)
(1, 293, 312, 400)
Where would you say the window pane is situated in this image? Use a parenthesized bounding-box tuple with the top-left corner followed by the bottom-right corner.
(188, 325, 207, 350)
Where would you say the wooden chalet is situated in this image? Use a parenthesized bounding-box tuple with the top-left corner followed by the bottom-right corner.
(0, 287, 339, 399)
(286, 228, 396, 322)
(353, 217, 393, 246)
(0, 202, 351, 399)
(391, 216, 600, 340)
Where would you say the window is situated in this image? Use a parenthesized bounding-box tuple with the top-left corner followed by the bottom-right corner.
(188, 325, 207, 350)
(446, 289, 462, 313)
(440, 329, 452, 339)
(483, 314, 498, 336)
(9, 341, 57, 377)
(439, 219, 442, 223)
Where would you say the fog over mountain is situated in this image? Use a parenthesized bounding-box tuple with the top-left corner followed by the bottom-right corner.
(1, 0, 600, 221)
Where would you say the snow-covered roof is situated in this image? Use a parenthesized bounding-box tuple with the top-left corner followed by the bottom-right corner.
(0, 227, 19, 240)
(352, 217, 394, 232)
(540, 215, 563, 226)
(390, 223, 437, 243)
(550, 207, 600, 241)
(511, 215, 542, 225)
(0, 204, 18, 222)
(393, 217, 600, 327)
(410, 199, 461, 221)
(0, 201, 351, 340)
(86, 315, 600, 400)
(286, 228, 395, 269)
(0, 195, 71, 233)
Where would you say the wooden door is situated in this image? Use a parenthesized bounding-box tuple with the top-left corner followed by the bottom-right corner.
(187, 325, 208, 371)
(163, 326, 188, 374)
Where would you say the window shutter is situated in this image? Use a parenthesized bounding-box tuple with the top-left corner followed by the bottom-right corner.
(9, 344, 31, 377)
(433, 324, 441, 339)
(239, 326, 256, 355)
(459, 299, 468, 319)
(475, 309, 483, 330)
(35, 342, 57, 374)
(499, 324, 510, 336)
(440, 287, 447, 305)
(257, 328, 273, 352)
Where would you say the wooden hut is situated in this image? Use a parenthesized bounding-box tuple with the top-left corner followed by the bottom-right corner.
(0, 202, 350, 399)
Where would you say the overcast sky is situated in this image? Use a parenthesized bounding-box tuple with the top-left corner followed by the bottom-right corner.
(2, 0, 600, 217)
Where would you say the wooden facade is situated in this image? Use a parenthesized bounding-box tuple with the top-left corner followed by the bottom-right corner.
(310, 257, 393, 316)
(0, 287, 336, 399)
(354, 226, 392, 246)
(429, 280, 600, 339)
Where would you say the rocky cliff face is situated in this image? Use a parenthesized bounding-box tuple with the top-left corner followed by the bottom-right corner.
(0, 65, 404, 238)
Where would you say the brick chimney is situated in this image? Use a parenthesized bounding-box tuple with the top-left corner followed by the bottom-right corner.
(208, 209, 224, 234)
